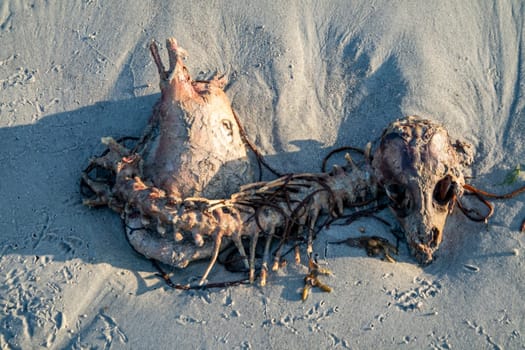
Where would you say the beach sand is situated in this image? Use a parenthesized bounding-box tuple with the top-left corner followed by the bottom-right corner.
(1, 1, 524, 348)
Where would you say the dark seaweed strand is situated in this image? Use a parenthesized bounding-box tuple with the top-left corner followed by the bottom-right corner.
(232, 109, 282, 179)
(236, 180, 333, 263)
(151, 259, 251, 290)
(326, 202, 389, 227)
(261, 175, 344, 254)
(459, 182, 525, 224)
(461, 183, 525, 232)
(455, 194, 494, 222)
(321, 146, 365, 173)
(281, 187, 331, 245)
(463, 183, 525, 199)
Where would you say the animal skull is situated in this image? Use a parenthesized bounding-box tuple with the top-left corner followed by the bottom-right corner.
(372, 116, 473, 264)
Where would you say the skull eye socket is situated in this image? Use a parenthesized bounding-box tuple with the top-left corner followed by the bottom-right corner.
(433, 175, 456, 205)
(385, 183, 405, 203)
(385, 183, 410, 217)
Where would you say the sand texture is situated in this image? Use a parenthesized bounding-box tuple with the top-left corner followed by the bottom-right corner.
(1, 1, 524, 349)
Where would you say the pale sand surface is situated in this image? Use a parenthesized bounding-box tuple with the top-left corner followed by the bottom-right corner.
(1, 1, 524, 349)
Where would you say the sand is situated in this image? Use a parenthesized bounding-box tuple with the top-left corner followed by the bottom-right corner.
(1, 1, 524, 349)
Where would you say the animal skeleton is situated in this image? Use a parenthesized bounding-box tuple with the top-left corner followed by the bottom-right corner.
(81, 38, 525, 298)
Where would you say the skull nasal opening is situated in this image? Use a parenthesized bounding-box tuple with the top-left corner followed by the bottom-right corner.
(429, 226, 441, 248)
